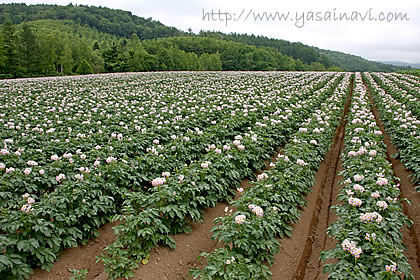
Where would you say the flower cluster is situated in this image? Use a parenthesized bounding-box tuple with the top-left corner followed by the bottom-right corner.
(360, 211, 383, 224)
(348, 197, 362, 207)
(21, 193, 35, 213)
(296, 159, 307, 166)
(151, 177, 166, 187)
(248, 204, 264, 218)
(201, 161, 211, 168)
(341, 239, 362, 259)
(234, 214, 246, 225)
(385, 261, 397, 273)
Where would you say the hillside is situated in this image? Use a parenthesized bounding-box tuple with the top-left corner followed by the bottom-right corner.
(0, 3, 184, 39)
(0, 3, 411, 77)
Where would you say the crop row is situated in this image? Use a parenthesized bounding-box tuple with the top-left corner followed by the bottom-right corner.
(321, 74, 414, 279)
(362, 73, 420, 187)
(190, 74, 352, 279)
(369, 73, 419, 118)
(97, 74, 345, 279)
(0, 72, 338, 279)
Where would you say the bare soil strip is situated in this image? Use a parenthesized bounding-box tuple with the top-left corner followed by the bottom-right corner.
(271, 82, 353, 280)
(365, 83, 420, 278)
(30, 222, 118, 280)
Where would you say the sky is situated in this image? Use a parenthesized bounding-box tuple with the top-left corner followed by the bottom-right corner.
(1, 0, 419, 63)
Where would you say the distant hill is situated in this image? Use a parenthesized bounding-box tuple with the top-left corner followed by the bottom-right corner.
(0, 3, 184, 39)
(381, 61, 420, 69)
(0, 3, 411, 77)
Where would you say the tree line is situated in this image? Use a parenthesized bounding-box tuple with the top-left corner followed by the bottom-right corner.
(0, 20, 343, 78)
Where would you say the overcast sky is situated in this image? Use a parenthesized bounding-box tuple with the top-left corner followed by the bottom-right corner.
(2, 0, 419, 63)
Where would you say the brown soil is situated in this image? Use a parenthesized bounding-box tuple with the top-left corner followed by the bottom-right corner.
(30, 149, 280, 280)
(30, 222, 118, 280)
(271, 81, 352, 280)
(366, 82, 420, 277)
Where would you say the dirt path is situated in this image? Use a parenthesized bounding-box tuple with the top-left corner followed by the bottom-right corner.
(365, 82, 420, 278)
(31, 222, 118, 280)
(270, 81, 352, 280)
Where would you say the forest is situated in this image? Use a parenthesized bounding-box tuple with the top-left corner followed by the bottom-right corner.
(0, 3, 410, 78)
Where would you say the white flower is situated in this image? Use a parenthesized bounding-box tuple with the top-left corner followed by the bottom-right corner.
(6, 167, 15, 174)
(56, 173, 66, 182)
(27, 160, 38, 166)
(348, 197, 362, 207)
(161, 171, 170, 177)
(371, 191, 380, 198)
(257, 173, 268, 181)
(237, 187, 244, 193)
(252, 206, 264, 217)
(353, 174, 364, 182)
(234, 214, 246, 225)
(296, 159, 307, 166)
(201, 161, 211, 168)
(348, 151, 357, 157)
(106, 156, 116, 164)
(63, 153, 72, 159)
(310, 140, 318, 145)
(299, 127, 308, 133)
(376, 201, 388, 211)
(0, 163, 5, 169)
(376, 177, 388, 186)
(39, 169, 45, 175)
(151, 177, 166, 186)
(178, 175, 184, 182)
(51, 154, 59, 161)
(23, 168, 31, 175)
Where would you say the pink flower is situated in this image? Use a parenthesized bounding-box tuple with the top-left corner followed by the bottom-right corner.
(6, 167, 15, 174)
(151, 177, 166, 186)
(376, 177, 388, 186)
(23, 168, 31, 175)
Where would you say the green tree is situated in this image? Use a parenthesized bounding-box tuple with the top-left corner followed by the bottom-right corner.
(199, 52, 222, 70)
(59, 42, 73, 74)
(36, 33, 56, 74)
(76, 58, 93, 74)
(2, 20, 19, 76)
(0, 32, 7, 74)
(18, 23, 37, 74)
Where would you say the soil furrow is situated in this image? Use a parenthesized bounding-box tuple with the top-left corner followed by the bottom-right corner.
(271, 81, 353, 280)
(364, 81, 420, 278)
